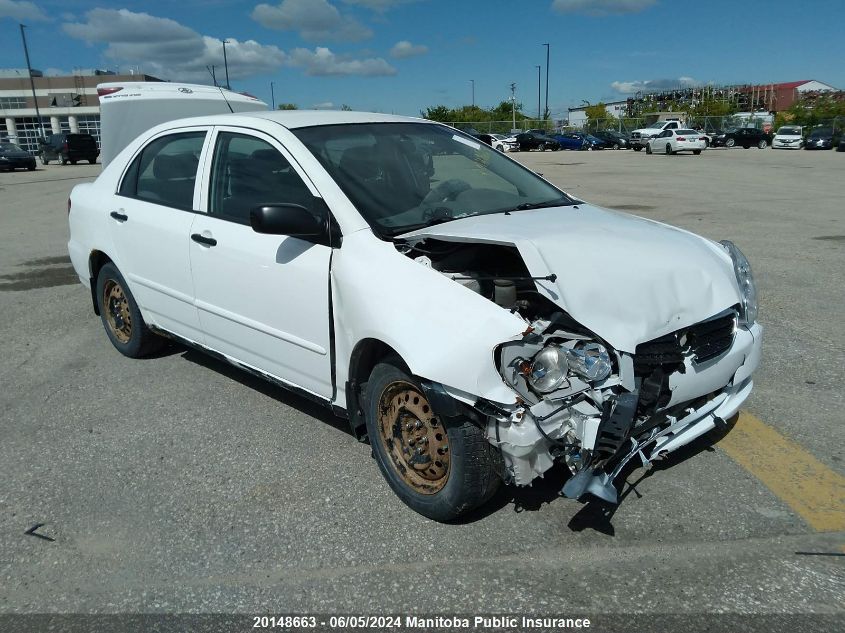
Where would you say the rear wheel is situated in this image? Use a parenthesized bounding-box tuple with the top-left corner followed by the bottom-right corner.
(96, 263, 164, 358)
(665, 143, 672, 155)
(61, 156, 68, 165)
(612, 143, 620, 150)
(27, 165, 35, 171)
(645, 144, 652, 154)
(539, 143, 547, 151)
(88, 158, 97, 164)
(725, 138, 736, 148)
(633, 145, 642, 152)
(365, 361, 500, 521)
(757, 139, 768, 149)
(693, 149, 702, 155)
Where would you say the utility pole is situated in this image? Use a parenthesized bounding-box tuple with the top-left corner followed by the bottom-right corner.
(535, 66, 541, 121)
(222, 40, 231, 90)
(19, 24, 45, 139)
(543, 43, 550, 120)
(470, 79, 475, 108)
(510, 83, 517, 132)
(206, 65, 217, 86)
(270, 81, 275, 110)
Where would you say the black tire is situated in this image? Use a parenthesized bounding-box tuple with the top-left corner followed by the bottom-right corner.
(665, 143, 672, 155)
(71, 159, 78, 165)
(364, 361, 500, 521)
(27, 165, 35, 171)
(539, 143, 547, 151)
(612, 143, 619, 150)
(645, 144, 652, 154)
(633, 145, 642, 152)
(693, 149, 702, 155)
(61, 157, 68, 165)
(96, 263, 164, 358)
(725, 138, 736, 148)
(88, 158, 97, 164)
(40, 157, 49, 165)
(757, 139, 768, 149)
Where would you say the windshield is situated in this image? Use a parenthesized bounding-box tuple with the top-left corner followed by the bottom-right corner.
(677, 129, 698, 135)
(809, 129, 832, 138)
(0, 142, 24, 152)
(777, 127, 801, 136)
(293, 122, 574, 237)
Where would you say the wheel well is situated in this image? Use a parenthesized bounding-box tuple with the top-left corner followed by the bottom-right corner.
(345, 338, 405, 440)
(88, 251, 112, 315)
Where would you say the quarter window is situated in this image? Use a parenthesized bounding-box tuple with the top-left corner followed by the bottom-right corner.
(118, 131, 206, 210)
(208, 132, 313, 225)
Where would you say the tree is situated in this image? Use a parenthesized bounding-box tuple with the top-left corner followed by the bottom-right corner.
(340, 104, 352, 111)
(277, 103, 298, 110)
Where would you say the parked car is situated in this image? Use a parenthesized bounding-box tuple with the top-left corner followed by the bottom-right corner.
(515, 131, 560, 151)
(838, 137, 845, 152)
(39, 133, 99, 165)
(474, 133, 517, 152)
(772, 126, 804, 149)
(583, 134, 608, 149)
(0, 141, 36, 171)
(592, 130, 630, 149)
(646, 129, 706, 155)
(711, 127, 772, 149)
(68, 111, 762, 520)
(804, 127, 841, 150)
(629, 119, 684, 151)
(550, 132, 593, 150)
(490, 133, 518, 152)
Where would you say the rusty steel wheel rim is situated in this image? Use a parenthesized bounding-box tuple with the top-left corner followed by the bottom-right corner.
(103, 279, 132, 344)
(377, 381, 450, 495)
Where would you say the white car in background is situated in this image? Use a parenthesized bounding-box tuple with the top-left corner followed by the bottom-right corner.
(772, 126, 804, 149)
(646, 128, 707, 155)
(67, 111, 761, 520)
(491, 133, 518, 152)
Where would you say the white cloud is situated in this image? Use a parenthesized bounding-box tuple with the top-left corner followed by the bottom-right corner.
(390, 40, 427, 58)
(611, 76, 699, 94)
(313, 101, 335, 109)
(63, 9, 285, 83)
(287, 47, 396, 76)
(342, 0, 419, 11)
(0, 0, 47, 21)
(551, 0, 656, 16)
(252, 0, 372, 42)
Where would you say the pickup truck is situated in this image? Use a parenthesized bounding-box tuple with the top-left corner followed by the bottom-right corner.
(629, 119, 684, 151)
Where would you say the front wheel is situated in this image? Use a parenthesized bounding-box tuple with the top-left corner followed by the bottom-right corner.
(539, 143, 547, 151)
(693, 149, 702, 155)
(725, 138, 736, 148)
(633, 145, 642, 152)
(665, 143, 673, 155)
(757, 139, 768, 149)
(365, 361, 500, 521)
(96, 263, 164, 358)
(645, 144, 652, 154)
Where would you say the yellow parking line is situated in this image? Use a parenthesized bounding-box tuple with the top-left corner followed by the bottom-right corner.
(718, 411, 845, 532)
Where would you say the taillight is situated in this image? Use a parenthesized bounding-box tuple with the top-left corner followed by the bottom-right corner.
(62, 142, 68, 151)
(97, 86, 123, 96)
(676, 136, 686, 141)
(67, 197, 71, 215)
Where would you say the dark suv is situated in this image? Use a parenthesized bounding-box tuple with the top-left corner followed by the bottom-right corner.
(711, 127, 773, 149)
(39, 133, 99, 165)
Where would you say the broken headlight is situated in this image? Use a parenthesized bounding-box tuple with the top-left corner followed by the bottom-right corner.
(523, 341, 612, 394)
(527, 346, 569, 393)
(720, 240, 758, 324)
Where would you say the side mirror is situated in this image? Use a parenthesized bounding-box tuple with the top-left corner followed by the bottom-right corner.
(249, 204, 326, 242)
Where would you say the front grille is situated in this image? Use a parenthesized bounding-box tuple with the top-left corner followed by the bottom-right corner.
(634, 311, 737, 376)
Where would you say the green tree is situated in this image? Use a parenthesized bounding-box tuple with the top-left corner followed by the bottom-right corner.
(277, 103, 298, 110)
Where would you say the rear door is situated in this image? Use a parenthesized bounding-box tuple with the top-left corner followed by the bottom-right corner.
(189, 127, 334, 398)
(109, 127, 209, 342)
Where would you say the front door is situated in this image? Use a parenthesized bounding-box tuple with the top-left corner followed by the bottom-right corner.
(189, 128, 334, 398)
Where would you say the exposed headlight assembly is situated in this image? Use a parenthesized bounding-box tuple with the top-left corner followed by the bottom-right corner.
(720, 240, 758, 324)
(524, 341, 612, 394)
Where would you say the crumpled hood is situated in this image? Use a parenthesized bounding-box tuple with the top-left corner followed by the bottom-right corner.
(399, 204, 742, 353)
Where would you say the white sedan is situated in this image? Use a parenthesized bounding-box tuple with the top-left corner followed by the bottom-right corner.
(491, 133, 518, 152)
(646, 128, 707, 155)
(67, 110, 762, 520)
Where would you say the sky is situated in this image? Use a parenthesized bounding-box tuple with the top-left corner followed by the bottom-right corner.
(1, 0, 843, 118)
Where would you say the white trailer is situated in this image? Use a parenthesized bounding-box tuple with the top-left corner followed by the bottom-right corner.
(96, 81, 268, 166)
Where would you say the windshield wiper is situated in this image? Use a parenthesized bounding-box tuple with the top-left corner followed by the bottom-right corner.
(501, 197, 574, 214)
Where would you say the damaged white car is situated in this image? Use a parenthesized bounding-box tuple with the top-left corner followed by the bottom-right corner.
(68, 111, 762, 520)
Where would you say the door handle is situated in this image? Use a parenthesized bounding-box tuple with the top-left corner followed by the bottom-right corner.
(191, 233, 217, 247)
(110, 211, 128, 222)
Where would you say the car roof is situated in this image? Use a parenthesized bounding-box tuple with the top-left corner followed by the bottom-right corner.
(163, 109, 427, 131)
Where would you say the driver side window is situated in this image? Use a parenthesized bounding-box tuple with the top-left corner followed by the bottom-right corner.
(208, 132, 313, 225)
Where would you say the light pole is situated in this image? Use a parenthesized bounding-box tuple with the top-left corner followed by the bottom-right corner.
(270, 81, 275, 110)
(510, 82, 517, 132)
(535, 65, 541, 121)
(470, 79, 475, 108)
(222, 40, 231, 90)
(19, 24, 45, 139)
(543, 43, 550, 120)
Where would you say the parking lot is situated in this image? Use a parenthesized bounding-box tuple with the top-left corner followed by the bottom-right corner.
(0, 147, 843, 619)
